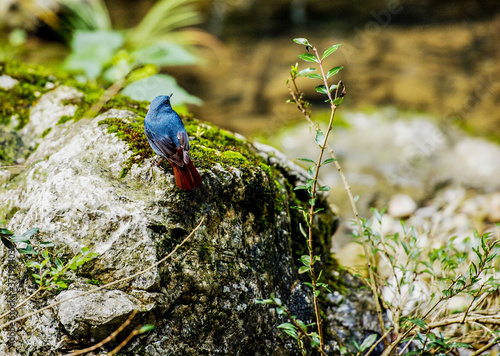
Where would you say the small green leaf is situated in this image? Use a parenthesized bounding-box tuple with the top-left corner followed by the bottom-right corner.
(40, 258, 50, 269)
(10, 235, 31, 243)
(299, 266, 310, 274)
(353, 195, 360, 203)
(39, 242, 55, 248)
(1, 236, 14, 249)
(318, 185, 330, 192)
(56, 281, 68, 289)
(332, 97, 344, 106)
(407, 318, 428, 329)
(0, 228, 14, 236)
(359, 334, 378, 352)
(321, 44, 341, 60)
(18, 245, 37, 255)
(297, 158, 315, 163)
(306, 178, 316, 188)
(321, 158, 337, 165)
(298, 53, 318, 63)
(469, 262, 477, 277)
(307, 165, 316, 178)
(317, 282, 333, 293)
(25, 261, 40, 268)
(303, 282, 313, 289)
(309, 198, 316, 206)
(299, 255, 311, 266)
(293, 38, 310, 46)
(310, 332, 321, 347)
(306, 73, 322, 79)
(315, 85, 327, 94)
(299, 223, 308, 238)
(22, 228, 39, 239)
(255, 298, 274, 305)
(315, 129, 326, 147)
(278, 323, 298, 340)
(327, 66, 343, 78)
(272, 296, 282, 306)
(294, 185, 308, 191)
(297, 67, 316, 76)
(449, 342, 473, 348)
(138, 324, 155, 333)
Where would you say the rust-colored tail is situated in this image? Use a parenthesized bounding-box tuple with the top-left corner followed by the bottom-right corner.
(171, 160, 202, 190)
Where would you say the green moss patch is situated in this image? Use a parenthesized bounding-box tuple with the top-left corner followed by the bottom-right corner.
(57, 91, 150, 125)
(0, 60, 151, 130)
(98, 116, 153, 177)
(0, 61, 54, 128)
(98, 112, 273, 180)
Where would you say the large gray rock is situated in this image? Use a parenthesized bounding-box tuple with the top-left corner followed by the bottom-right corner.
(0, 66, 381, 355)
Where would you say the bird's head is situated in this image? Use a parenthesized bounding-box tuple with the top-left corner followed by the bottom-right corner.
(149, 94, 174, 112)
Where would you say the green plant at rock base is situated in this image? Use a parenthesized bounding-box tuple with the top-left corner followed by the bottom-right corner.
(0, 221, 98, 320)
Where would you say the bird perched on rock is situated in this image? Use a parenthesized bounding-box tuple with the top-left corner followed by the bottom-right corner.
(144, 94, 202, 190)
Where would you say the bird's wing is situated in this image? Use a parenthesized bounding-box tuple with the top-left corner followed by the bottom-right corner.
(177, 131, 191, 164)
(144, 127, 184, 166)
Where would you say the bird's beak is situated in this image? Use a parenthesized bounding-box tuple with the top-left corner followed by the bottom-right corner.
(169, 93, 174, 98)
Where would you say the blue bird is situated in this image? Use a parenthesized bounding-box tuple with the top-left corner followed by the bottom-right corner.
(144, 94, 202, 190)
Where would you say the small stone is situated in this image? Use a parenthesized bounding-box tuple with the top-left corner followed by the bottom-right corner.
(388, 194, 417, 218)
(0, 74, 18, 90)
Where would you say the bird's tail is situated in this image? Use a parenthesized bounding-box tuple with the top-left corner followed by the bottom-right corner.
(171, 160, 202, 190)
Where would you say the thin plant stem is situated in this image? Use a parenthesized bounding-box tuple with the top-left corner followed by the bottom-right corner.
(469, 338, 500, 356)
(282, 307, 327, 356)
(64, 310, 139, 356)
(107, 327, 141, 355)
(0, 286, 42, 320)
(364, 327, 393, 356)
(461, 283, 484, 324)
(303, 45, 341, 352)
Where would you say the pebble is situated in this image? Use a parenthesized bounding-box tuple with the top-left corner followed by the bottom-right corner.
(0, 74, 19, 90)
(388, 194, 417, 218)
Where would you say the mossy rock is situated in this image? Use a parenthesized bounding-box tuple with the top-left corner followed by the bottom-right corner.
(0, 60, 382, 356)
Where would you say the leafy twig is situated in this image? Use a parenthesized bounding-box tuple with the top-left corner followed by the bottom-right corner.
(289, 38, 387, 347)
